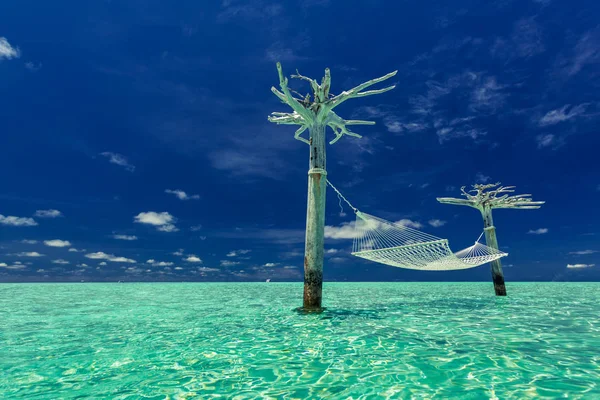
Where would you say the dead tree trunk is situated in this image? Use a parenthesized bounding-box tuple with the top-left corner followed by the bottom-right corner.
(481, 207, 506, 296)
(268, 62, 397, 310)
(437, 182, 544, 297)
(303, 124, 326, 309)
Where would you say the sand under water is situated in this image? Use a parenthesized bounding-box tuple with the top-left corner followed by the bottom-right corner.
(1, 282, 599, 398)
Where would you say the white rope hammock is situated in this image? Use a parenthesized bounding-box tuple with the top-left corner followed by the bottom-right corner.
(327, 180, 508, 271)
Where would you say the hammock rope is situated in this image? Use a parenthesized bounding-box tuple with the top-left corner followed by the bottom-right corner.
(326, 180, 507, 271)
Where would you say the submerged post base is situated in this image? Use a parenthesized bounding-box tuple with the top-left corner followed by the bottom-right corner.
(295, 306, 327, 314)
(303, 268, 323, 309)
(492, 272, 507, 296)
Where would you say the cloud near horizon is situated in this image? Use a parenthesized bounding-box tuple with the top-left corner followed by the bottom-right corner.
(44, 239, 71, 248)
(134, 212, 178, 232)
(567, 263, 595, 269)
(84, 252, 136, 263)
(528, 228, 548, 235)
(34, 209, 62, 218)
(0, 215, 38, 227)
(165, 189, 200, 200)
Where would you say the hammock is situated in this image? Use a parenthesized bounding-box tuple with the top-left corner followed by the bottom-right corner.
(328, 180, 507, 271)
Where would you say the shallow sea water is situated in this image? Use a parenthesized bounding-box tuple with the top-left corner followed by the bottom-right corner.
(1, 282, 599, 399)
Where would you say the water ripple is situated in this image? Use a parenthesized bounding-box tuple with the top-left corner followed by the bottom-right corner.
(1, 282, 599, 399)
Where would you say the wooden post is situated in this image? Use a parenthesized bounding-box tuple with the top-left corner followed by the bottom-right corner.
(437, 183, 543, 297)
(481, 207, 506, 296)
(303, 124, 326, 310)
(268, 63, 397, 310)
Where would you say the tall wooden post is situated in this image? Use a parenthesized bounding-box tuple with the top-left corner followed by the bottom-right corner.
(268, 63, 397, 310)
(303, 124, 327, 309)
(437, 183, 544, 297)
(481, 207, 506, 296)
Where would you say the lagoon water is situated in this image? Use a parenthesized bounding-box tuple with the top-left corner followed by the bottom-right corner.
(1, 282, 599, 399)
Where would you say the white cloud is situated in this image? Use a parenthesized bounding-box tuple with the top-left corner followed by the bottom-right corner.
(536, 134, 555, 149)
(100, 152, 135, 172)
(68, 248, 84, 252)
(0, 37, 20, 59)
(0, 263, 26, 270)
(569, 250, 598, 255)
(564, 30, 600, 77)
(567, 263, 595, 269)
(190, 225, 202, 231)
(44, 239, 71, 248)
(20, 239, 38, 244)
(0, 215, 38, 227)
(173, 249, 184, 256)
(539, 104, 588, 126)
(395, 219, 423, 229)
(263, 262, 278, 267)
(428, 219, 447, 228)
(528, 228, 548, 235)
(325, 221, 357, 239)
(326, 249, 339, 254)
(84, 252, 136, 263)
(99, 262, 107, 266)
(475, 172, 491, 183)
(25, 61, 42, 72)
(134, 211, 174, 225)
(51, 259, 70, 265)
(221, 260, 241, 267)
(112, 234, 138, 241)
(34, 209, 62, 218)
(165, 189, 200, 200)
(470, 77, 507, 113)
(14, 252, 44, 257)
(175, 266, 183, 270)
(146, 260, 174, 267)
(185, 255, 202, 263)
(198, 267, 220, 272)
(326, 217, 425, 240)
(134, 212, 178, 232)
(227, 249, 252, 257)
(384, 120, 426, 134)
(157, 224, 179, 232)
(77, 263, 88, 268)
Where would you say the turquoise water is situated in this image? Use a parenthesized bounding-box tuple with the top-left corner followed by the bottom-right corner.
(1, 282, 599, 399)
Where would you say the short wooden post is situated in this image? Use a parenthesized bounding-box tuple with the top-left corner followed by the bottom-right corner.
(481, 207, 506, 296)
(268, 63, 397, 310)
(437, 183, 544, 297)
(303, 124, 326, 310)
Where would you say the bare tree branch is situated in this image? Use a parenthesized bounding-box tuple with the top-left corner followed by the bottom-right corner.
(268, 63, 396, 145)
(439, 183, 545, 211)
(326, 111, 372, 144)
(273, 62, 313, 121)
(328, 70, 397, 109)
(437, 197, 478, 208)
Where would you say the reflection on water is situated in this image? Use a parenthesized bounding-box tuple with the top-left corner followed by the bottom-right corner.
(1, 282, 599, 399)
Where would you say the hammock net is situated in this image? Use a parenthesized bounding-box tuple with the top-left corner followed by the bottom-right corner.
(326, 180, 508, 271)
(351, 212, 507, 271)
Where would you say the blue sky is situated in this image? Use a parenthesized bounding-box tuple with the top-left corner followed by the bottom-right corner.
(0, 0, 598, 282)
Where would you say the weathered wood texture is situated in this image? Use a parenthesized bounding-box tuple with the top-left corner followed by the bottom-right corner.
(268, 63, 397, 310)
(437, 183, 544, 297)
(303, 124, 326, 309)
(481, 207, 506, 296)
